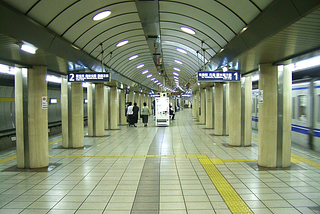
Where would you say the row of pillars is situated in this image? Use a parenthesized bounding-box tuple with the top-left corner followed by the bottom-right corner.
(192, 64, 292, 168)
(15, 67, 152, 169)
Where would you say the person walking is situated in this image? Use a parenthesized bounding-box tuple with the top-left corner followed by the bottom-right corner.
(141, 102, 151, 127)
(132, 102, 139, 127)
(126, 102, 134, 127)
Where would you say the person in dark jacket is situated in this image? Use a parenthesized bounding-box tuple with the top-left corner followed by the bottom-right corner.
(132, 102, 139, 127)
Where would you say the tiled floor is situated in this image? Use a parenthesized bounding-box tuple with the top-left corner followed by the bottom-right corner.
(1, 109, 320, 214)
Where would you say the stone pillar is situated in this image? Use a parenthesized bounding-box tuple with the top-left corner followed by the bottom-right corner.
(192, 92, 196, 117)
(229, 82, 241, 146)
(15, 66, 49, 168)
(87, 83, 94, 136)
(214, 83, 224, 135)
(128, 90, 134, 104)
(258, 64, 292, 168)
(110, 87, 119, 129)
(225, 83, 229, 135)
(206, 87, 213, 128)
(120, 90, 127, 125)
(95, 84, 105, 136)
(195, 91, 199, 121)
(70, 83, 84, 148)
(104, 86, 109, 130)
(200, 88, 206, 124)
(242, 76, 252, 146)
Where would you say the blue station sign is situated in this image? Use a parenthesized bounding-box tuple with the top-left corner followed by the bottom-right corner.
(68, 72, 110, 82)
(198, 71, 241, 82)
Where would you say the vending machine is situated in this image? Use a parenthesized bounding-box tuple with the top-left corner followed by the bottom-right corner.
(155, 96, 170, 126)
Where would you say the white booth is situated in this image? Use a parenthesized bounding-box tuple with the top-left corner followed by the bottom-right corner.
(155, 94, 169, 126)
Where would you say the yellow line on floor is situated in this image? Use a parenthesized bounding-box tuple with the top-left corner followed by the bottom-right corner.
(48, 139, 62, 146)
(199, 158, 253, 214)
(0, 155, 17, 164)
(252, 136, 258, 142)
(291, 153, 320, 169)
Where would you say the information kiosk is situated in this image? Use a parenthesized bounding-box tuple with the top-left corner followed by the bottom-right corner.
(155, 94, 169, 126)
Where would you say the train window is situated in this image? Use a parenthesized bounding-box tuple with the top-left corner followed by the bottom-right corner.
(318, 95, 320, 123)
(292, 97, 296, 119)
(298, 95, 307, 121)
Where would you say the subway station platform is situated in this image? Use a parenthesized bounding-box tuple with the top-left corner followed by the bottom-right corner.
(1, 109, 320, 214)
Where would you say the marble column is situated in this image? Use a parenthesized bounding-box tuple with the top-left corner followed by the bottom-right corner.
(15, 66, 49, 168)
(206, 87, 214, 129)
(214, 83, 224, 135)
(110, 87, 119, 130)
(229, 82, 241, 146)
(258, 64, 292, 168)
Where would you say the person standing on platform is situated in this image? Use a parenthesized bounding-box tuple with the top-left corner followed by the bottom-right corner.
(127, 102, 134, 127)
(132, 102, 139, 127)
(141, 102, 151, 127)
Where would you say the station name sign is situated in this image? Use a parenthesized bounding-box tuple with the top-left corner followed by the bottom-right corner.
(68, 72, 110, 82)
(198, 71, 240, 82)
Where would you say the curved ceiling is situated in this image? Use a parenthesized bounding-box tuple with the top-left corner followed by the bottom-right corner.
(0, 0, 319, 92)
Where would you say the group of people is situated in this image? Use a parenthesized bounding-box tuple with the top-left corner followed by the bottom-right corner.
(126, 102, 151, 127)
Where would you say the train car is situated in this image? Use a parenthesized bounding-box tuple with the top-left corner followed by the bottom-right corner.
(252, 80, 320, 152)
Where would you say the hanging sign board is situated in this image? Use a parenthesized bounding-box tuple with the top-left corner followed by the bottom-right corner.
(198, 71, 241, 82)
(68, 72, 110, 82)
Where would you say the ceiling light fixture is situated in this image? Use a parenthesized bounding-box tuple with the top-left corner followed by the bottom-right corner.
(146, 74, 152, 78)
(93, 11, 111, 21)
(116, 40, 128, 47)
(129, 54, 138, 60)
(150, 77, 155, 81)
(173, 67, 180, 71)
(173, 72, 179, 76)
(141, 70, 148, 74)
(136, 64, 144, 69)
(174, 59, 183, 64)
(180, 26, 195, 35)
(18, 42, 38, 54)
(176, 48, 187, 54)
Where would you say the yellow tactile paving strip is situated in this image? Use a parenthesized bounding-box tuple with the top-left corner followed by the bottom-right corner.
(291, 153, 320, 169)
(199, 158, 253, 214)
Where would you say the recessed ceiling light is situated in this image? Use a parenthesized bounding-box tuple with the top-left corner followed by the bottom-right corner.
(141, 70, 148, 74)
(93, 11, 111, 21)
(180, 26, 195, 35)
(173, 67, 180, 71)
(176, 48, 187, 54)
(174, 59, 183, 64)
(129, 54, 138, 60)
(136, 64, 144, 69)
(146, 74, 152, 78)
(116, 40, 128, 47)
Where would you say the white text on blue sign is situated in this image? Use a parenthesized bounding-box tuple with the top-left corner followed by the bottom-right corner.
(198, 72, 240, 82)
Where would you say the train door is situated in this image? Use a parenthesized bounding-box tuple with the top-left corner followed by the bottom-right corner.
(314, 80, 320, 152)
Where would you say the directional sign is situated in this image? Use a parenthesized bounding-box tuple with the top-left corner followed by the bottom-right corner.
(198, 71, 241, 82)
(68, 72, 110, 82)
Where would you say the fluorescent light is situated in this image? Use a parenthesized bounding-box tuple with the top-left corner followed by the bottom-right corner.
(0, 64, 18, 75)
(173, 72, 179, 76)
(173, 67, 180, 71)
(291, 55, 320, 72)
(141, 70, 148, 74)
(136, 64, 144, 69)
(50, 98, 57, 104)
(82, 82, 88, 88)
(222, 66, 228, 72)
(129, 54, 138, 60)
(146, 74, 152, 78)
(174, 76, 179, 79)
(93, 11, 111, 21)
(154, 80, 158, 83)
(180, 26, 195, 35)
(174, 59, 183, 64)
(20, 43, 37, 54)
(116, 40, 128, 47)
(176, 48, 187, 54)
(46, 75, 61, 83)
(150, 77, 155, 81)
